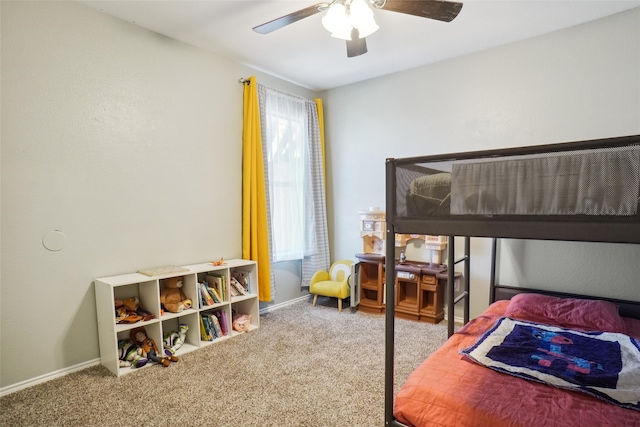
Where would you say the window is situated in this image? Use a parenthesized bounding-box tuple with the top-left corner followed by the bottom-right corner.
(261, 88, 317, 262)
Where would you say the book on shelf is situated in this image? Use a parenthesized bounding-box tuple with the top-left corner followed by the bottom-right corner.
(215, 310, 229, 336)
(206, 286, 221, 303)
(232, 271, 251, 293)
(198, 282, 214, 306)
(230, 277, 248, 296)
(208, 314, 222, 338)
(205, 275, 227, 301)
(196, 284, 203, 308)
(199, 315, 210, 341)
(201, 314, 214, 341)
(229, 284, 239, 297)
(137, 265, 189, 277)
(206, 315, 216, 340)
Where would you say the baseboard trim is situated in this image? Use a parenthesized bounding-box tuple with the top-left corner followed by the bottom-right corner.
(259, 295, 310, 315)
(443, 315, 465, 325)
(0, 358, 101, 397)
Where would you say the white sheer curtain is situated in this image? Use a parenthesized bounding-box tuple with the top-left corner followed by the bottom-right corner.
(301, 99, 330, 289)
(257, 84, 329, 292)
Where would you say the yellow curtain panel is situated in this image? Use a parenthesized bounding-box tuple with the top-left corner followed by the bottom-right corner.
(314, 98, 326, 187)
(242, 76, 271, 302)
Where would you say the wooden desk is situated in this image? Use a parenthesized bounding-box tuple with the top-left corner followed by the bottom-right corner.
(354, 256, 459, 322)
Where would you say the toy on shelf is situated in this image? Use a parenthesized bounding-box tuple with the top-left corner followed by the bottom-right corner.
(160, 277, 192, 313)
(114, 297, 155, 324)
(118, 339, 148, 368)
(232, 312, 251, 333)
(163, 324, 189, 356)
(210, 257, 226, 266)
(130, 326, 178, 367)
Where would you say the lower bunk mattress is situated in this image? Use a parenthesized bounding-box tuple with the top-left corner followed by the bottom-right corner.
(394, 299, 640, 427)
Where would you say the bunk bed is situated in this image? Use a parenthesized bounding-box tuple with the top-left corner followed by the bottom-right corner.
(384, 134, 640, 427)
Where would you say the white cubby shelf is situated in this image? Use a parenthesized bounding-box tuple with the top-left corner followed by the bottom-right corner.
(95, 259, 259, 377)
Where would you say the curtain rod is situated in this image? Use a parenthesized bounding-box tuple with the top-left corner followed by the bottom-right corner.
(238, 77, 250, 85)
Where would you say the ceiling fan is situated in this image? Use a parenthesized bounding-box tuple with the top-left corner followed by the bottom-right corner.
(253, 0, 463, 58)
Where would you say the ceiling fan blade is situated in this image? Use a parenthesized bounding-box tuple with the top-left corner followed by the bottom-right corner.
(253, 3, 329, 34)
(380, 0, 463, 23)
(346, 29, 368, 58)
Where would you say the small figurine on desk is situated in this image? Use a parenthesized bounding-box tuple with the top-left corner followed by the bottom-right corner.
(400, 252, 407, 263)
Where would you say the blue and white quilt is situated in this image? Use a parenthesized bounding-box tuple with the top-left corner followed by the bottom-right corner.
(461, 317, 640, 411)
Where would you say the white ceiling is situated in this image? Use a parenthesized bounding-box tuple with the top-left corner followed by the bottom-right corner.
(79, 0, 640, 91)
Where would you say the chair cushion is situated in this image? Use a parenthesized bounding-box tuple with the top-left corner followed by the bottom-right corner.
(310, 280, 349, 299)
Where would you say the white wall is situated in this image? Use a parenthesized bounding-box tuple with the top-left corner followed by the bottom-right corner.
(324, 8, 640, 318)
(0, 1, 317, 390)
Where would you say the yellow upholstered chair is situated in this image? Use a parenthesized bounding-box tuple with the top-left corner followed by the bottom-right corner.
(309, 259, 354, 312)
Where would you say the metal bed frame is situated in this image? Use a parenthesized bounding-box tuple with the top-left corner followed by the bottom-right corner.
(383, 134, 640, 427)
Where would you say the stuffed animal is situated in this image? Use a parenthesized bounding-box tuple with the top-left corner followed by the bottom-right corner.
(115, 297, 155, 324)
(160, 277, 192, 313)
(232, 313, 252, 333)
(163, 323, 189, 356)
(130, 326, 178, 367)
(118, 339, 148, 368)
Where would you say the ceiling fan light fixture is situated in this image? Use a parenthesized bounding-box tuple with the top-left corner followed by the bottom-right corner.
(349, 0, 379, 37)
(322, 0, 378, 41)
(322, 3, 349, 34)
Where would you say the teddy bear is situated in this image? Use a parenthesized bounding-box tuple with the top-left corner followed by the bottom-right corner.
(160, 276, 192, 313)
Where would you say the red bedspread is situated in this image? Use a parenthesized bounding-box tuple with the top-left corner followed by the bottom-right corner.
(394, 301, 640, 427)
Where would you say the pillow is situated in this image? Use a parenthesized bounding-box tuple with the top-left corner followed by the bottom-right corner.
(504, 293, 626, 333)
(407, 173, 452, 217)
(624, 317, 640, 340)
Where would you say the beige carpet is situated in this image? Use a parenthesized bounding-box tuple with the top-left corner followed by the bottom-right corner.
(0, 297, 449, 427)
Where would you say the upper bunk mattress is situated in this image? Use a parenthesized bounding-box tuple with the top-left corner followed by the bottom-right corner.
(450, 147, 640, 216)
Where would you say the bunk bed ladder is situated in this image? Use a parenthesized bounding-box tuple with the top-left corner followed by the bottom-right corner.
(447, 236, 470, 337)
(489, 237, 498, 303)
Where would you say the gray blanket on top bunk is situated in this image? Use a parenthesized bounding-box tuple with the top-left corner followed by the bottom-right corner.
(406, 147, 640, 217)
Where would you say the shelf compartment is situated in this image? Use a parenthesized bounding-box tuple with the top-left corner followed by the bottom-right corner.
(159, 274, 198, 315)
(115, 321, 162, 376)
(113, 280, 161, 321)
(199, 308, 232, 344)
(160, 313, 199, 355)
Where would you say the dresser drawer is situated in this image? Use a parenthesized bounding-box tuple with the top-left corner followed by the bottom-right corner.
(421, 283, 437, 292)
(421, 274, 436, 285)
